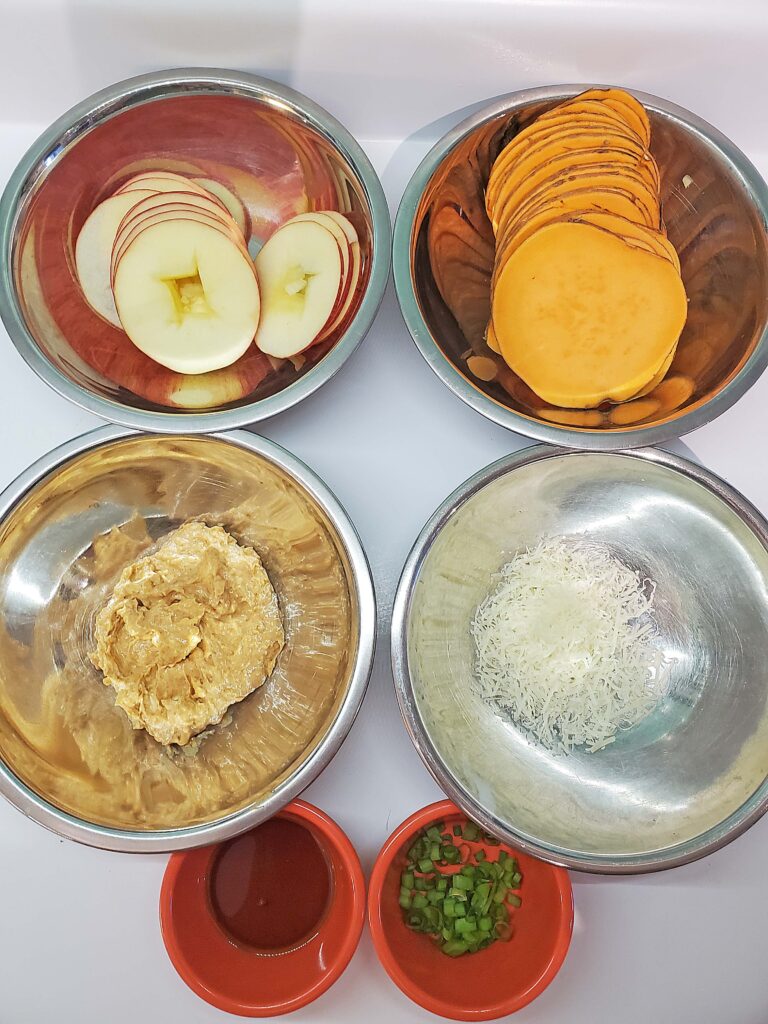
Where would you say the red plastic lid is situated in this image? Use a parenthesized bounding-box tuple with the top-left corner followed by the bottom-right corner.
(160, 799, 365, 1017)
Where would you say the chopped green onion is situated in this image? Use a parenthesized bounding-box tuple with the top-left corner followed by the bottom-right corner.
(399, 819, 525, 957)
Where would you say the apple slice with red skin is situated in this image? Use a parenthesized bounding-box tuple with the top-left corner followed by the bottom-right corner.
(113, 217, 261, 375)
(192, 177, 248, 235)
(111, 208, 251, 287)
(75, 188, 158, 326)
(254, 219, 344, 358)
(286, 212, 352, 328)
(314, 211, 362, 342)
(116, 172, 212, 196)
(113, 189, 233, 241)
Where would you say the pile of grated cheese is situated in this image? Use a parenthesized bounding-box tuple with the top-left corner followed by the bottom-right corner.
(470, 537, 668, 754)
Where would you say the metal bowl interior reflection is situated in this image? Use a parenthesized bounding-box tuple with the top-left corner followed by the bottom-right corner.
(392, 446, 768, 872)
(0, 68, 390, 431)
(394, 86, 768, 449)
(0, 428, 375, 851)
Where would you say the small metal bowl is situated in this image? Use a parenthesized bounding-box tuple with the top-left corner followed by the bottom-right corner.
(0, 68, 390, 431)
(392, 445, 768, 872)
(0, 427, 375, 851)
(393, 86, 768, 449)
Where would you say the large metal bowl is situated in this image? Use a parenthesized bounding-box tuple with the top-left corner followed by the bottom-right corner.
(0, 427, 375, 851)
(0, 68, 390, 431)
(393, 86, 768, 449)
(392, 446, 768, 872)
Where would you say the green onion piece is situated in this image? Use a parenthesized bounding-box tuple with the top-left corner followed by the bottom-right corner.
(412, 895, 428, 909)
(437, 878, 448, 892)
(418, 858, 433, 874)
(495, 922, 513, 941)
(443, 940, 468, 957)
(460, 865, 476, 878)
(478, 915, 493, 931)
(462, 823, 480, 842)
(511, 873, 522, 888)
(426, 826, 443, 842)
(454, 917, 475, 935)
(399, 893, 411, 909)
(442, 845, 460, 864)
(443, 898, 456, 918)
(474, 849, 486, 863)
(453, 825, 462, 837)
(498, 850, 508, 864)
(454, 902, 466, 918)
(427, 890, 442, 905)
(401, 873, 415, 890)
(508, 894, 522, 908)
(414, 877, 427, 891)
(448, 887, 467, 900)
(453, 875, 473, 891)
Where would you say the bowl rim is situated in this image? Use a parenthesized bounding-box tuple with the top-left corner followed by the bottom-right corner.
(0, 424, 377, 851)
(0, 67, 391, 432)
(160, 798, 366, 1016)
(390, 443, 768, 873)
(367, 798, 573, 1020)
(392, 83, 768, 451)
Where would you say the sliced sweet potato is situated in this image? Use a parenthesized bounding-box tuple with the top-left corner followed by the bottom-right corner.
(501, 182, 658, 237)
(566, 211, 680, 272)
(487, 112, 645, 212)
(609, 398, 661, 424)
(486, 320, 501, 353)
(630, 344, 676, 397)
(493, 130, 659, 214)
(493, 161, 661, 235)
(568, 88, 651, 146)
(492, 221, 688, 407)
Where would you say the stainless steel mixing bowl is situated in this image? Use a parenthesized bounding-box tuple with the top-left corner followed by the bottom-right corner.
(393, 86, 768, 449)
(0, 427, 375, 851)
(392, 446, 768, 872)
(0, 68, 390, 430)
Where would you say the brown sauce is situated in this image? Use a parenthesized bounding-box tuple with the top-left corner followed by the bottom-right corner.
(209, 818, 331, 951)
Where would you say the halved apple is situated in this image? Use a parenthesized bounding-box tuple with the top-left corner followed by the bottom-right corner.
(75, 189, 158, 326)
(254, 219, 343, 357)
(113, 219, 260, 375)
(192, 177, 248, 235)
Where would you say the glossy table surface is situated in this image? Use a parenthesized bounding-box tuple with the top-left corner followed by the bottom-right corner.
(1, 2, 767, 1021)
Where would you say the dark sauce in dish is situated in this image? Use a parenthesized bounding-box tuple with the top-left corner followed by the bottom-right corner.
(209, 818, 331, 951)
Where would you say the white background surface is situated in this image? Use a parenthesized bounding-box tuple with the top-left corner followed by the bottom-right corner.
(1, 2, 768, 1022)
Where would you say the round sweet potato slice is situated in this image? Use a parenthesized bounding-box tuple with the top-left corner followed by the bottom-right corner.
(494, 162, 661, 238)
(487, 110, 644, 213)
(568, 88, 651, 146)
(492, 221, 688, 408)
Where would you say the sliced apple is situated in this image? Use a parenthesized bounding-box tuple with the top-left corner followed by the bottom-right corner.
(116, 172, 211, 196)
(111, 208, 251, 287)
(113, 219, 260, 375)
(75, 189, 158, 326)
(192, 177, 248, 235)
(254, 219, 343, 357)
(316, 212, 361, 340)
(111, 191, 243, 279)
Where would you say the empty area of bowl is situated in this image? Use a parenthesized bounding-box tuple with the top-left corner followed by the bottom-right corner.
(8, 83, 375, 417)
(403, 450, 768, 867)
(0, 432, 362, 833)
(404, 88, 768, 443)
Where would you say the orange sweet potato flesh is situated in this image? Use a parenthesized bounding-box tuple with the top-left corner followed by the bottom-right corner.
(567, 89, 651, 145)
(493, 162, 660, 236)
(486, 111, 645, 213)
(492, 221, 688, 408)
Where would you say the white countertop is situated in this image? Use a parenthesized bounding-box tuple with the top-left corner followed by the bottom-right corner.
(1, 4, 768, 1022)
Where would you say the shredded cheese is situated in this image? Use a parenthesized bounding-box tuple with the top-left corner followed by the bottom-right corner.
(470, 537, 668, 754)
